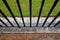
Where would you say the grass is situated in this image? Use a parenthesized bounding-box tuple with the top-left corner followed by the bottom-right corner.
(0, 0, 60, 17)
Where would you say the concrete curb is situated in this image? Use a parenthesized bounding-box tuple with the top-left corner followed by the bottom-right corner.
(0, 27, 60, 33)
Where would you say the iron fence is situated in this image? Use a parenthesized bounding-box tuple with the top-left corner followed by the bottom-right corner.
(0, 0, 60, 28)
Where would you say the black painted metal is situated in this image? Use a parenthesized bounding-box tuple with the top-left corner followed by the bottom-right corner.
(2, 0, 20, 28)
(16, 0, 26, 27)
(0, 19, 8, 27)
(0, 25, 3, 27)
(54, 21, 60, 27)
(42, 0, 59, 27)
(48, 12, 60, 27)
(0, 10, 14, 27)
(36, 0, 45, 27)
(29, 0, 32, 27)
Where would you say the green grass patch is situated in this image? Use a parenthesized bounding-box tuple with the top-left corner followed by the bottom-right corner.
(0, 0, 60, 17)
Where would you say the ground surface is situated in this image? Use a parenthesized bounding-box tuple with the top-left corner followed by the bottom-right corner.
(0, 33, 60, 40)
(0, 0, 60, 17)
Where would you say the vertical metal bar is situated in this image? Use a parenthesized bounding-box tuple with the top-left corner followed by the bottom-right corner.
(16, 0, 26, 27)
(36, 0, 45, 27)
(29, 0, 32, 27)
(54, 21, 60, 27)
(48, 12, 60, 27)
(42, 0, 59, 27)
(0, 19, 8, 27)
(0, 10, 14, 27)
(2, 0, 20, 28)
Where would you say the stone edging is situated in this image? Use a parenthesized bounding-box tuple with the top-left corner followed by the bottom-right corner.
(0, 27, 60, 33)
